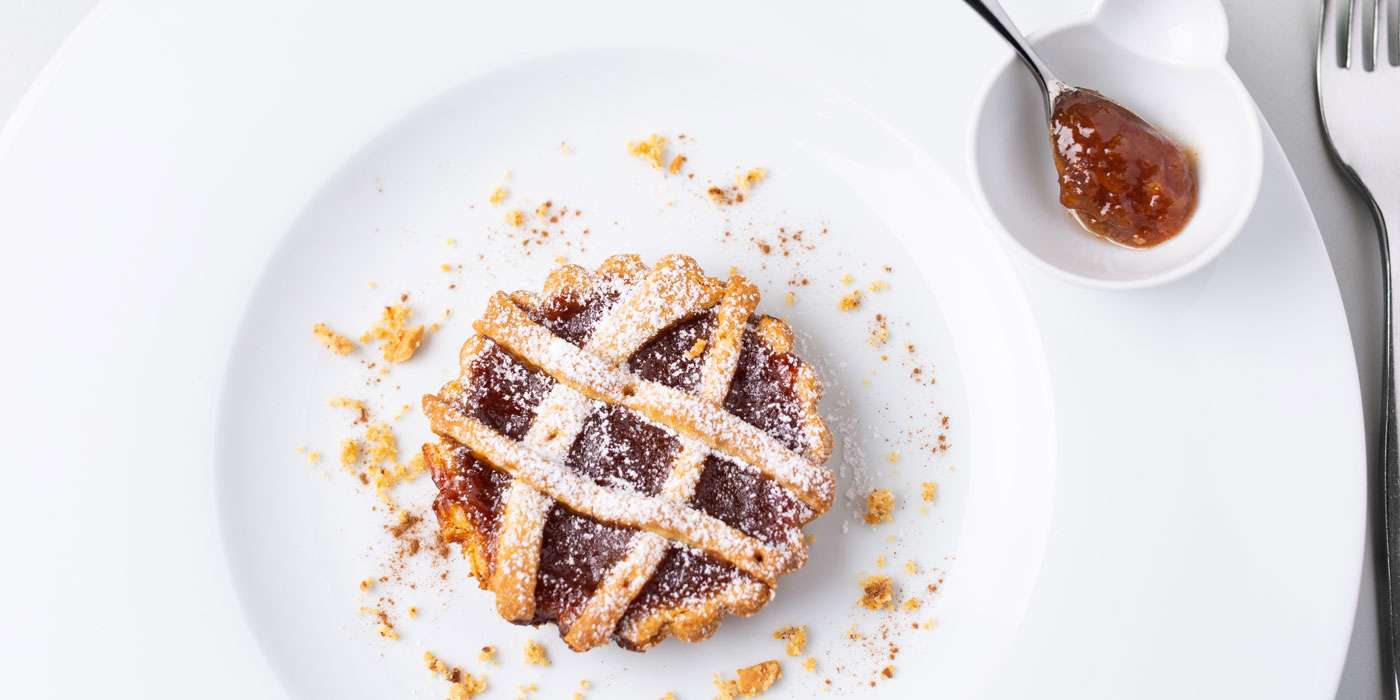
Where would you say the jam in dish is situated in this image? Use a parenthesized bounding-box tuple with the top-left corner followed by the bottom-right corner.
(1050, 91, 1197, 248)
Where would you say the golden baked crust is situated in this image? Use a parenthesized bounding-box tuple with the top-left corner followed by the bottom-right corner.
(423, 254, 833, 651)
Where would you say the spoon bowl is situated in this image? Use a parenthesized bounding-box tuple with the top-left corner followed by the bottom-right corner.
(967, 0, 1263, 289)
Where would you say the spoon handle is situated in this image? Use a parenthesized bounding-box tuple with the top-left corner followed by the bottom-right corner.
(961, 0, 1061, 115)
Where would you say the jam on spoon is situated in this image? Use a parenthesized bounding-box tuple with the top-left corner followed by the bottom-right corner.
(962, 0, 1199, 248)
(1049, 91, 1197, 248)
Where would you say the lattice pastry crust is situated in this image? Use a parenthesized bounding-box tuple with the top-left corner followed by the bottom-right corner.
(422, 254, 834, 651)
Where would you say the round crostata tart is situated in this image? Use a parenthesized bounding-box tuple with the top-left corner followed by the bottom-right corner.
(421, 254, 834, 652)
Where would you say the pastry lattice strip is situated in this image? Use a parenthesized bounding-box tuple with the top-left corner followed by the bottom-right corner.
(560, 274, 762, 649)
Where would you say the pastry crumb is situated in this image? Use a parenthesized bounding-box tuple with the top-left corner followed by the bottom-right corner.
(841, 273, 853, 285)
(868, 314, 889, 346)
(364, 422, 398, 464)
(363, 304, 424, 363)
(876, 554, 886, 568)
(359, 606, 398, 640)
(737, 167, 767, 191)
(881, 666, 895, 680)
(423, 651, 447, 674)
(627, 134, 667, 170)
(450, 674, 487, 698)
(838, 290, 862, 311)
(686, 338, 708, 359)
(921, 482, 938, 502)
(784, 291, 795, 306)
(505, 209, 524, 226)
(313, 323, 355, 355)
(868, 280, 890, 292)
(858, 574, 894, 610)
(904, 559, 917, 574)
(668, 155, 686, 174)
(382, 324, 424, 363)
(330, 396, 368, 423)
(478, 646, 496, 664)
(339, 438, 359, 469)
(903, 597, 922, 611)
(490, 187, 507, 205)
(736, 660, 781, 696)
(864, 489, 894, 524)
(802, 657, 816, 672)
(773, 625, 807, 656)
(524, 639, 549, 666)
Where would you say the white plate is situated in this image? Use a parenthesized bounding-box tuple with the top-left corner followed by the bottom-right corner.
(0, 1, 1364, 699)
(216, 46, 1055, 698)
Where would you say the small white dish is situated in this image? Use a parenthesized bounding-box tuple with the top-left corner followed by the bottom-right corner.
(967, 0, 1264, 289)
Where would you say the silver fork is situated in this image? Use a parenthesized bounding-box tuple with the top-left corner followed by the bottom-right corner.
(1318, 1, 1400, 697)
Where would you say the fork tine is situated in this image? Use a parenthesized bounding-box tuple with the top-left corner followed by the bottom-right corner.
(1349, 0, 1369, 69)
(1322, 0, 1343, 68)
(1381, 0, 1393, 67)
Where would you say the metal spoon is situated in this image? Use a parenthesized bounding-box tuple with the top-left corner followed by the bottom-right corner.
(960, 0, 1069, 120)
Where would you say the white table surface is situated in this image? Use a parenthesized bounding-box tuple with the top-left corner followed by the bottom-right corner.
(0, 0, 1383, 697)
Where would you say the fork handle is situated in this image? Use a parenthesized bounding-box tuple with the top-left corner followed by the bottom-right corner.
(1374, 182, 1400, 700)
